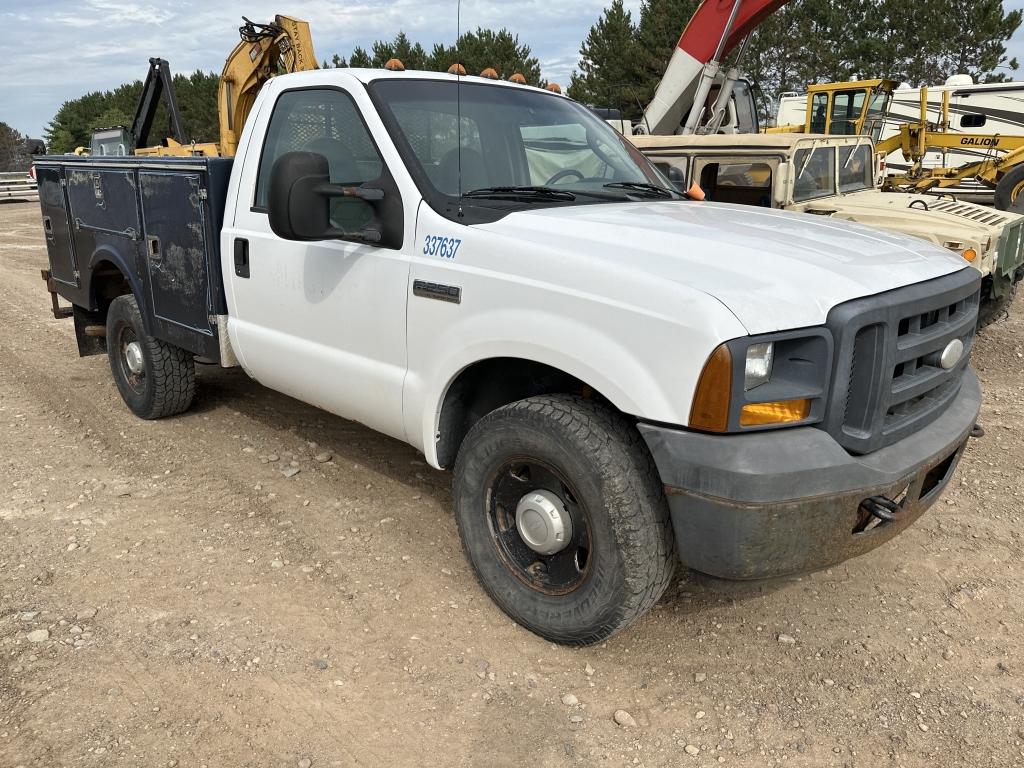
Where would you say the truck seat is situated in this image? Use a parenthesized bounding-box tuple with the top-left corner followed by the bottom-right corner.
(437, 148, 489, 195)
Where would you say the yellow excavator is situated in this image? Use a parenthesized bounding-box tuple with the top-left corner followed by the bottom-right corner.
(772, 78, 1024, 212)
(89, 15, 316, 158)
(216, 15, 317, 156)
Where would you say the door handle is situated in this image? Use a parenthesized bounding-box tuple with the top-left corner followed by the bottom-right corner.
(234, 238, 250, 278)
(147, 235, 161, 262)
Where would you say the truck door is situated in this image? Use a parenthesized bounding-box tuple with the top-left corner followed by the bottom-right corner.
(36, 166, 79, 287)
(224, 86, 411, 442)
(138, 171, 214, 337)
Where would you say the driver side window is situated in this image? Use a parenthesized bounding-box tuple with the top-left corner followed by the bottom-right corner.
(255, 89, 385, 230)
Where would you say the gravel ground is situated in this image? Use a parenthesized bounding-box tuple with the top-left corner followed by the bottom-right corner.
(1, 199, 1022, 767)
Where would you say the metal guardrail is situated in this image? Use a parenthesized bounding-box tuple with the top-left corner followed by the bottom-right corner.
(0, 170, 38, 202)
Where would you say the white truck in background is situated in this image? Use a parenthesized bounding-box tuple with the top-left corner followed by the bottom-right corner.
(35, 67, 981, 644)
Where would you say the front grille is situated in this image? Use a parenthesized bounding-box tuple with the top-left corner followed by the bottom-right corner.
(823, 268, 980, 455)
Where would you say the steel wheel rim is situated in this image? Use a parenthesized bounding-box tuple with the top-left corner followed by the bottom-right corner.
(117, 325, 146, 394)
(484, 457, 593, 595)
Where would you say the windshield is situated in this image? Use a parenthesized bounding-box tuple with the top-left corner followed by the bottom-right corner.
(838, 143, 874, 193)
(793, 145, 836, 201)
(369, 79, 672, 205)
(864, 90, 892, 142)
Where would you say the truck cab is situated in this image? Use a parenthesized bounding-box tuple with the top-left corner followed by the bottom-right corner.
(633, 132, 1024, 325)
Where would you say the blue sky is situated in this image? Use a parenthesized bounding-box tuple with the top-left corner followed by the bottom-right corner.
(2, 0, 1024, 140)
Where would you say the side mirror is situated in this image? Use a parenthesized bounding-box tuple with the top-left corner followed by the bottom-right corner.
(267, 151, 387, 244)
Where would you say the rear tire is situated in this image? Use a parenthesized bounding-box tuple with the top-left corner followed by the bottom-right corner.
(106, 294, 195, 419)
(452, 394, 675, 645)
(994, 165, 1024, 213)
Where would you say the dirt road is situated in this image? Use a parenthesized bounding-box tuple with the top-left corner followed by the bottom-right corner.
(1, 199, 1022, 767)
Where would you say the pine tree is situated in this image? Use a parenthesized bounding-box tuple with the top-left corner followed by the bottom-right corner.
(917, 0, 1020, 83)
(429, 28, 543, 83)
(568, 0, 644, 118)
(635, 0, 699, 104)
(370, 32, 430, 69)
(348, 47, 373, 68)
(0, 122, 30, 172)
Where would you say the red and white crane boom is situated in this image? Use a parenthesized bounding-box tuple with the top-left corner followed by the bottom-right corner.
(642, 0, 789, 135)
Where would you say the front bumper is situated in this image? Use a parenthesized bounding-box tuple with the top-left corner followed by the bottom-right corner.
(638, 369, 981, 579)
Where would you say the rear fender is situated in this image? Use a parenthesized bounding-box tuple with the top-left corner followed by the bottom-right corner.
(86, 244, 154, 336)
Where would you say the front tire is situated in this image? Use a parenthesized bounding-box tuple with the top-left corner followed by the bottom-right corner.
(453, 395, 675, 645)
(995, 165, 1024, 213)
(106, 294, 195, 419)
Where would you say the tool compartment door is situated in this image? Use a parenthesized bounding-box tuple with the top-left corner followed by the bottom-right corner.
(138, 171, 214, 338)
(37, 166, 79, 287)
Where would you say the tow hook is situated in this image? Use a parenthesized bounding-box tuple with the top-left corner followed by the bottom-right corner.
(970, 423, 985, 438)
(860, 495, 900, 524)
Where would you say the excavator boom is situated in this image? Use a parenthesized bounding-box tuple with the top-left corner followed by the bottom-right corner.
(643, 0, 789, 135)
(218, 15, 317, 157)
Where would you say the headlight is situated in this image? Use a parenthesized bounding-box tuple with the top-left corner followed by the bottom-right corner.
(744, 342, 773, 390)
(689, 331, 833, 433)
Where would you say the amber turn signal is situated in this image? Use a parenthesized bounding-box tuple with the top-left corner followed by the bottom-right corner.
(689, 344, 732, 432)
(739, 398, 811, 427)
(962, 248, 977, 262)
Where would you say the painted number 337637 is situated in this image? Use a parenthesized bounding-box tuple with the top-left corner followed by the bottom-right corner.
(422, 235, 462, 259)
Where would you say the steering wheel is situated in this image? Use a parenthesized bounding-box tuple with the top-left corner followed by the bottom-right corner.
(545, 169, 585, 185)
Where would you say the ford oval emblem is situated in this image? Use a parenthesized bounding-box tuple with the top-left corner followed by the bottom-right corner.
(939, 338, 964, 369)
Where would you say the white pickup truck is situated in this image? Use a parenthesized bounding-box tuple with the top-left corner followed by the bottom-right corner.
(35, 68, 982, 645)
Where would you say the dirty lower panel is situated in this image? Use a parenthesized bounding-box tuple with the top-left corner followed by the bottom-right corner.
(139, 171, 213, 337)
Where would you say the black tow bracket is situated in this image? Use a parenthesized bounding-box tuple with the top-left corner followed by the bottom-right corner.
(859, 495, 901, 523)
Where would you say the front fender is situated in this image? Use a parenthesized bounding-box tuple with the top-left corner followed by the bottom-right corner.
(405, 303, 745, 468)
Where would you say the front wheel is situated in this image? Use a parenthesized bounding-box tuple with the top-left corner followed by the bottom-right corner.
(106, 294, 195, 419)
(995, 165, 1024, 213)
(453, 395, 675, 645)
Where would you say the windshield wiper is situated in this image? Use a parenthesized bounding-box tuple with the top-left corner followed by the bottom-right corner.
(462, 186, 576, 202)
(602, 181, 674, 199)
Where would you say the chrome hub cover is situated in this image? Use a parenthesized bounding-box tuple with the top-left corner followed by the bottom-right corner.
(124, 341, 145, 374)
(515, 490, 572, 556)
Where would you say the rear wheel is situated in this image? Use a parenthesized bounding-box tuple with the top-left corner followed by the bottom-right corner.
(994, 165, 1024, 213)
(453, 395, 675, 645)
(106, 295, 195, 419)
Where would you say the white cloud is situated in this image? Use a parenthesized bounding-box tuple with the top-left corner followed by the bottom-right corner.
(0, 0, 628, 137)
(13, 0, 1023, 139)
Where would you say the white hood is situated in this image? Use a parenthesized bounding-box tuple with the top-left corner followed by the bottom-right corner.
(478, 200, 969, 333)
